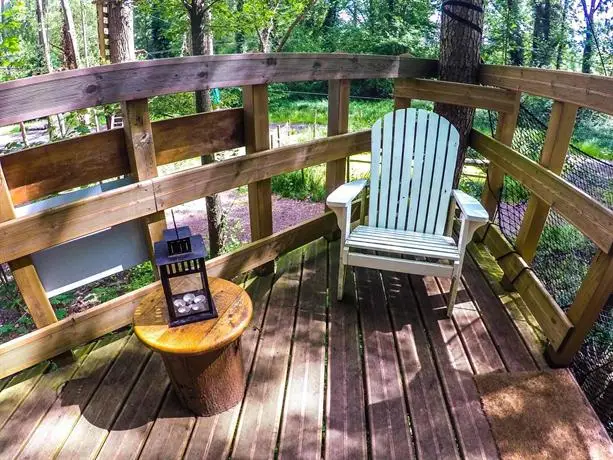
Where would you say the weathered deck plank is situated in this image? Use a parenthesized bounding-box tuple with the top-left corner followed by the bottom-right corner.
(95, 352, 169, 460)
(411, 275, 499, 460)
(182, 274, 273, 460)
(356, 267, 414, 460)
(279, 239, 327, 459)
(381, 271, 460, 460)
(56, 334, 151, 460)
(138, 389, 196, 460)
(438, 277, 505, 374)
(231, 248, 302, 459)
(17, 333, 128, 459)
(0, 363, 48, 433)
(0, 344, 93, 459)
(325, 241, 368, 460)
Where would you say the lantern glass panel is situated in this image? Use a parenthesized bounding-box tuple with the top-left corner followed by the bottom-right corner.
(154, 227, 217, 327)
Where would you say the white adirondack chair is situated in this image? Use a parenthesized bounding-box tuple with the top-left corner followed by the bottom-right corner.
(327, 108, 489, 316)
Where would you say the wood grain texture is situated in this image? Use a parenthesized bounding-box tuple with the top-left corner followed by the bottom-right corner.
(95, 353, 169, 460)
(480, 64, 613, 116)
(478, 225, 572, 349)
(1, 109, 243, 206)
(0, 54, 438, 126)
(471, 130, 613, 252)
(480, 91, 520, 218)
(0, 344, 94, 459)
(133, 277, 252, 355)
(355, 266, 414, 459)
(395, 78, 518, 112)
(279, 239, 327, 459)
(0, 363, 48, 432)
(549, 251, 613, 366)
(231, 248, 302, 459)
(0, 180, 156, 265)
(515, 101, 579, 263)
(326, 79, 350, 197)
(55, 335, 151, 460)
(0, 213, 336, 379)
(17, 333, 129, 459)
(153, 130, 370, 210)
(0, 163, 56, 328)
(325, 241, 368, 460)
(183, 275, 273, 460)
(411, 275, 499, 460)
(438, 276, 505, 374)
(381, 271, 460, 460)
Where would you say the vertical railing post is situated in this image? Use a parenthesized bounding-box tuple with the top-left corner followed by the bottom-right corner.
(515, 101, 578, 262)
(481, 91, 521, 218)
(121, 99, 166, 272)
(243, 84, 274, 273)
(547, 250, 613, 367)
(0, 164, 57, 328)
(393, 78, 411, 110)
(326, 79, 350, 194)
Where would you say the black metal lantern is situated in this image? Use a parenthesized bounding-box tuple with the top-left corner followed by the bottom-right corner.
(154, 226, 217, 327)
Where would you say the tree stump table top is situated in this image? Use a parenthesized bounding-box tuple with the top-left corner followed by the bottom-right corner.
(133, 276, 253, 356)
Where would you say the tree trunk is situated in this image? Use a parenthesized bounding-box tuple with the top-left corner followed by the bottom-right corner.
(435, 0, 484, 187)
(188, 1, 225, 257)
(59, 0, 81, 69)
(107, 0, 135, 63)
(531, 0, 555, 68)
(581, 25, 593, 74)
(555, 0, 571, 69)
(80, 0, 90, 66)
(507, 0, 523, 65)
(235, 0, 245, 53)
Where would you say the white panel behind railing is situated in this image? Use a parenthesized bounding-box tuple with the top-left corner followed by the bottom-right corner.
(15, 178, 150, 297)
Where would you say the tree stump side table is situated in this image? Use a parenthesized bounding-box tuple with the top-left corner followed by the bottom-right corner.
(133, 276, 252, 416)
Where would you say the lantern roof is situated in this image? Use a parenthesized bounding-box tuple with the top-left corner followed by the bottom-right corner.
(154, 226, 207, 265)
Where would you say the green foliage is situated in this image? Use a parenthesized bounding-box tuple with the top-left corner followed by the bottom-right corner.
(126, 262, 156, 292)
(272, 166, 326, 202)
(459, 176, 485, 199)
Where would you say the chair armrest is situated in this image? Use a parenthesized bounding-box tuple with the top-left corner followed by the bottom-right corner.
(326, 179, 368, 208)
(452, 190, 489, 223)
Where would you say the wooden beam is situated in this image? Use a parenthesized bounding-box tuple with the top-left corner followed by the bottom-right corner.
(480, 91, 521, 218)
(471, 130, 613, 253)
(479, 225, 572, 349)
(326, 79, 350, 196)
(0, 164, 57, 328)
(516, 101, 578, 263)
(547, 250, 613, 366)
(152, 131, 371, 210)
(0, 131, 370, 265)
(395, 78, 519, 113)
(0, 211, 339, 379)
(0, 181, 157, 264)
(1, 109, 244, 206)
(122, 98, 166, 266)
(243, 84, 273, 274)
(0, 54, 438, 126)
(480, 64, 613, 116)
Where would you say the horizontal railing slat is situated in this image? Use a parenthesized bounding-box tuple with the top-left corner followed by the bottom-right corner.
(0, 211, 338, 379)
(0, 54, 438, 126)
(0, 131, 370, 264)
(470, 130, 613, 253)
(1, 108, 244, 205)
(480, 65, 613, 116)
(395, 78, 519, 113)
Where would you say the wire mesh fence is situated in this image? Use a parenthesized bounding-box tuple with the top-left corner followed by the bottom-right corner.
(465, 103, 613, 435)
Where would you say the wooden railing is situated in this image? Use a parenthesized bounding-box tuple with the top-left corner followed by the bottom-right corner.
(396, 67, 613, 366)
(0, 53, 612, 377)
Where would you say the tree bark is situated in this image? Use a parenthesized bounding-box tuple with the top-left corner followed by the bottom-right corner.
(187, 0, 225, 257)
(59, 0, 81, 69)
(107, 0, 135, 63)
(235, 0, 245, 53)
(555, 0, 571, 69)
(435, 0, 484, 187)
(507, 0, 523, 66)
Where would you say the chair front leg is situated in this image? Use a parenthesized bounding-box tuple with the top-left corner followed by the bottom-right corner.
(330, 205, 352, 301)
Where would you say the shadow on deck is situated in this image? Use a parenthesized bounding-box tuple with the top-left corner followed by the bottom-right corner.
(0, 238, 566, 459)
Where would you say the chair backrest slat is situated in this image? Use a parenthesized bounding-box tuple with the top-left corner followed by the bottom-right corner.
(369, 108, 460, 235)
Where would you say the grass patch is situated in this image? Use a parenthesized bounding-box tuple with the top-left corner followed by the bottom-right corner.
(272, 166, 326, 202)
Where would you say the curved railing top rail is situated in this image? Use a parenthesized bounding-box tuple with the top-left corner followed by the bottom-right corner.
(0, 53, 438, 126)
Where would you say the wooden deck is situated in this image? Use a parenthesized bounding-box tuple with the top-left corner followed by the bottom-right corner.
(0, 238, 549, 460)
